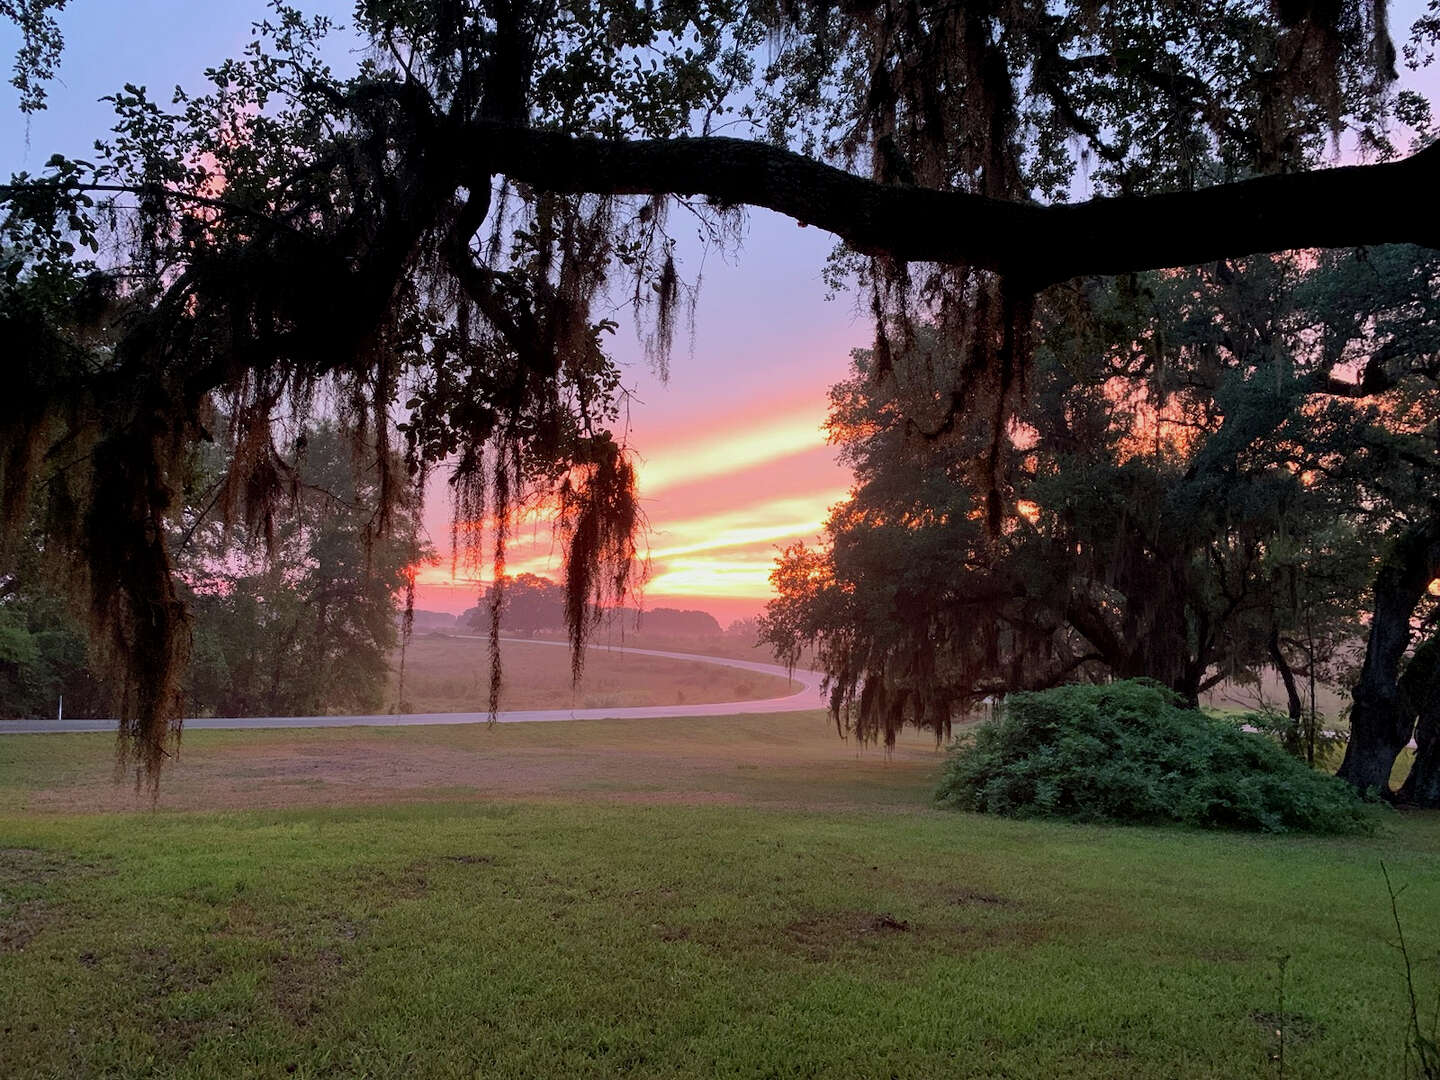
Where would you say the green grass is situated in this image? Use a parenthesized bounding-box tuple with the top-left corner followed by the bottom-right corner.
(4, 794, 1440, 1078)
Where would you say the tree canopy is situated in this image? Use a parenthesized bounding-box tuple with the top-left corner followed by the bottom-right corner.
(762, 246, 1440, 802)
(2, 0, 1439, 782)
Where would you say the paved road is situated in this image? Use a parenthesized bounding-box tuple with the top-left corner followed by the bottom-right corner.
(0, 639, 827, 734)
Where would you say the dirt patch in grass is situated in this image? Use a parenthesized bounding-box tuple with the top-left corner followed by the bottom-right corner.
(155, 1015, 239, 1058)
(782, 910, 913, 959)
(0, 846, 99, 888)
(0, 847, 107, 953)
(779, 902, 1051, 962)
(950, 888, 1019, 908)
(0, 898, 47, 952)
(129, 942, 231, 1052)
(272, 948, 345, 1028)
(360, 862, 431, 901)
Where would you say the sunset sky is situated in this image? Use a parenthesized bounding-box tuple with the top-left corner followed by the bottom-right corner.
(411, 215, 864, 626)
(3, 0, 1436, 625)
(0, 0, 866, 625)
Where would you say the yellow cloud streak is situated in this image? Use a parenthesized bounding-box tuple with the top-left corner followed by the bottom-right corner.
(647, 558, 783, 598)
(415, 488, 845, 595)
(640, 490, 847, 597)
(633, 403, 830, 496)
(646, 491, 845, 560)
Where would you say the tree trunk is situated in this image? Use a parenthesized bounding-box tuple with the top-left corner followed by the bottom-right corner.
(1337, 516, 1440, 795)
(1398, 635, 1440, 807)
(1268, 628, 1305, 758)
(1401, 704, 1440, 808)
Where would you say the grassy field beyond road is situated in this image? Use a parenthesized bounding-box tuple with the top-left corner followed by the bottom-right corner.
(389, 635, 795, 713)
(0, 712, 938, 814)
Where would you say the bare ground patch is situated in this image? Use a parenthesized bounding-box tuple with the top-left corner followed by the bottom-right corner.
(0, 847, 107, 953)
(950, 888, 1020, 909)
(783, 910, 914, 959)
(776, 902, 1047, 962)
(0, 846, 102, 888)
(271, 947, 345, 1028)
(0, 897, 48, 952)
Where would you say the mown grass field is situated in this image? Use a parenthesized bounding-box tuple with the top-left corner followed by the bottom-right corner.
(3, 710, 1439, 1078)
(389, 635, 794, 713)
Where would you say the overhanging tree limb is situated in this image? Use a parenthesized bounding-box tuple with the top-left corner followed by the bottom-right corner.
(11, 129, 1438, 289)
(467, 123, 1440, 286)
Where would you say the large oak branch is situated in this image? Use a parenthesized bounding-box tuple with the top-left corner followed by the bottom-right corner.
(473, 124, 1440, 287)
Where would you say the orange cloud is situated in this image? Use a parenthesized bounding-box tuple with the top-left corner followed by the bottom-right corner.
(414, 397, 850, 616)
(631, 397, 832, 495)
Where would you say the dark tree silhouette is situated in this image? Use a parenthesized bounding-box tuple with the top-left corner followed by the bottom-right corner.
(2, 0, 1436, 782)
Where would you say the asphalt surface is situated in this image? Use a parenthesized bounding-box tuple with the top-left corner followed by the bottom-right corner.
(0, 638, 827, 734)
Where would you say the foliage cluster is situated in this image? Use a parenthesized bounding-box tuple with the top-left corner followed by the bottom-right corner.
(0, 421, 423, 720)
(0, 581, 106, 718)
(461, 573, 721, 638)
(936, 681, 1372, 834)
(762, 245, 1440, 779)
(181, 423, 426, 718)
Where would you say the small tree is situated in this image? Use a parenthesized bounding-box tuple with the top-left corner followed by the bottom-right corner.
(467, 573, 567, 637)
(182, 423, 426, 717)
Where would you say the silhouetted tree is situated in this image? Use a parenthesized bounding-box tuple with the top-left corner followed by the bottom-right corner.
(2, 0, 1437, 780)
(763, 249, 1437, 754)
(635, 608, 721, 636)
(182, 423, 427, 717)
(466, 573, 567, 637)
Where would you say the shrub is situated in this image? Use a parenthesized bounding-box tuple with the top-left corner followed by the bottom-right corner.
(936, 680, 1371, 834)
(1229, 705, 1346, 769)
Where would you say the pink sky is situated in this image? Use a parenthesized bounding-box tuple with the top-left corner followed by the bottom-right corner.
(411, 210, 866, 625)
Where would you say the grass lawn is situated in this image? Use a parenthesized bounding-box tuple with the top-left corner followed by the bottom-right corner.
(3, 714, 1439, 1078)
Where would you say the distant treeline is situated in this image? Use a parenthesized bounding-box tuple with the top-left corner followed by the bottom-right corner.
(453, 574, 724, 637)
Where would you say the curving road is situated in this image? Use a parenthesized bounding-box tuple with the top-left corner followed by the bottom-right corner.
(0, 638, 827, 734)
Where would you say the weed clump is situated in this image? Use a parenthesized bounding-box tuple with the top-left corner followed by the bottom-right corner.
(936, 680, 1371, 834)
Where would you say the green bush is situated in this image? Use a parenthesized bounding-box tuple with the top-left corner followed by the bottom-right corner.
(936, 680, 1371, 834)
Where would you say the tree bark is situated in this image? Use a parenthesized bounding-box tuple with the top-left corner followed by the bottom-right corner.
(12, 125, 1440, 298)
(1337, 515, 1440, 794)
(1398, 635, 1440, 808)
(1401, 703, 1440, 808)
(1269, 628, 1306, 757)
(466, 124, 1440, 286)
